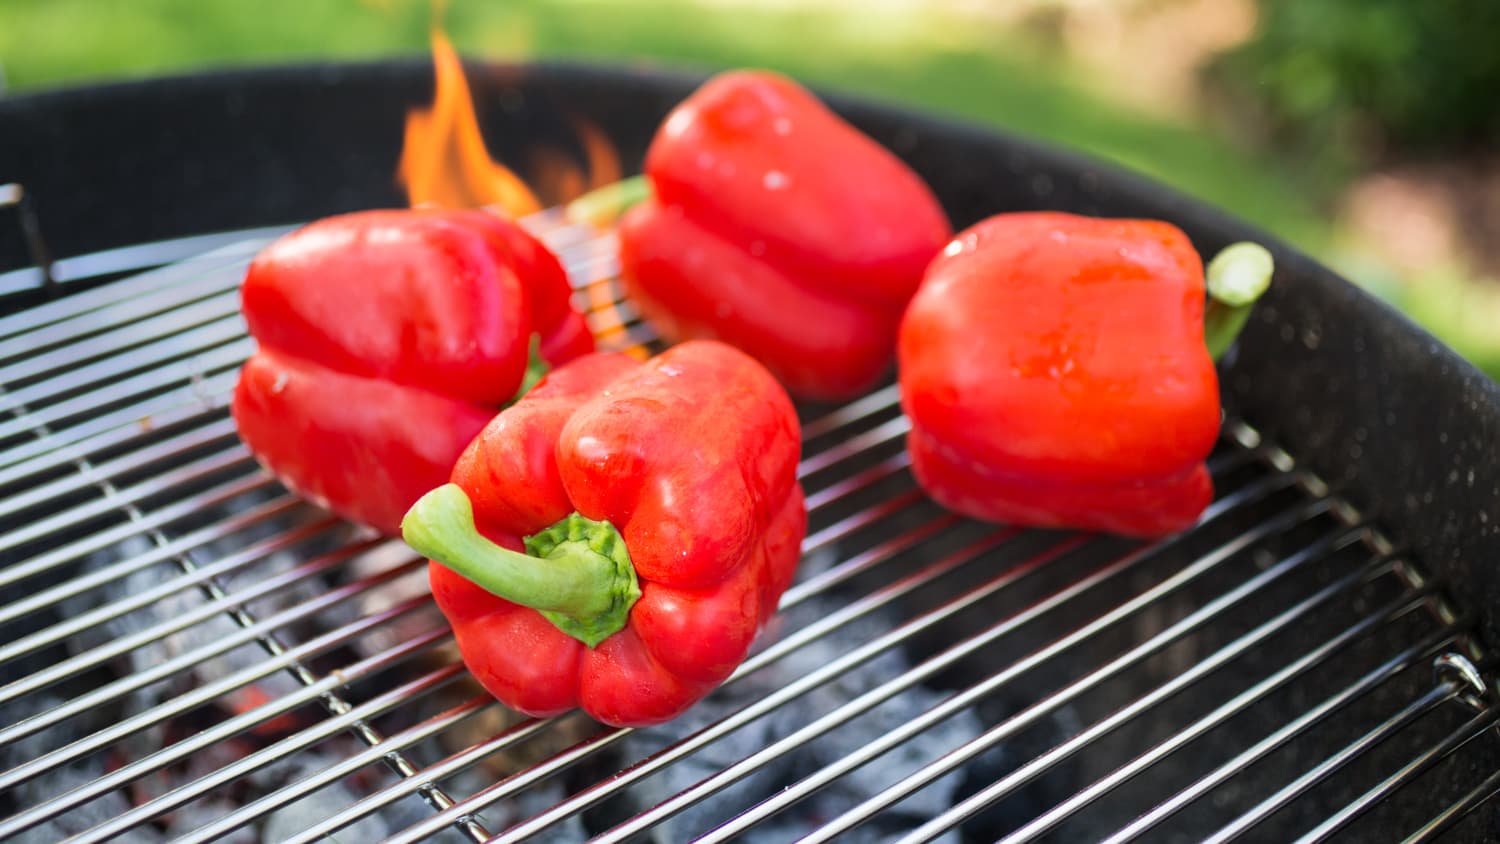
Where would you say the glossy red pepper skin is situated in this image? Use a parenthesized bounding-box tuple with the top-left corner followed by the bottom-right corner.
(898, 212, 1220, 537)
(232, 209, 593, 534)
(430, 340, 806, 726)
(618, 70, 951, 401)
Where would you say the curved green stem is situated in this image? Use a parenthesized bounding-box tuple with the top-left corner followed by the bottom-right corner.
(1204, 241, 1275, 361)
(564, 174, 653, 227)
(402, 484, 640, 647)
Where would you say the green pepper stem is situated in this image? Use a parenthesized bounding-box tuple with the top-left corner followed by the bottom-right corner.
(509, 333, 548, 406)
(564, 174, 653, 228)
(1204, 241, 1274, 361)
(402, 484, 641, 648)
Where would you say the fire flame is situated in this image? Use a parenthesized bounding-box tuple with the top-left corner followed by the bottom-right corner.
(399, 29, 625, 216)
(526, 120, 625, 209)
(399, 24, 639, 354)
(398, 30, 543, 215)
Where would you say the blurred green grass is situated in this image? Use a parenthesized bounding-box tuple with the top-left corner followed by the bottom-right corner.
(0, 0, 1329, 250)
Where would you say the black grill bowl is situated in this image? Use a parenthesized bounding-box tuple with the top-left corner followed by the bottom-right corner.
(2, 60, 1499, 843)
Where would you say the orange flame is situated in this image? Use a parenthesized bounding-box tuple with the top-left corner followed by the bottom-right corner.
(398, 30, 542, 215)
(397, 24, 643, 357)
(527, 119, 625, 208)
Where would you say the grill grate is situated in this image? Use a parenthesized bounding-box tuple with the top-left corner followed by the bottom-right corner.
(1, 212, 1497, 843)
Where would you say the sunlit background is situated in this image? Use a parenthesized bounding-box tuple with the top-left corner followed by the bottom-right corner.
(3, 0, 1496, 378)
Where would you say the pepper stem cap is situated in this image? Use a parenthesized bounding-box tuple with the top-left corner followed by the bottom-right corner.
(402, 484, 640, 648)
(564, 174, 653, 227)
(1204, 241, 1275, 361)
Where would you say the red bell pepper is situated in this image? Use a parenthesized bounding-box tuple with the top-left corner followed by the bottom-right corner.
(401, 340, 807, 727)
(615, 69, 951, 401)
(898, 212, 1272, 537)
(233, 208, 593, 535)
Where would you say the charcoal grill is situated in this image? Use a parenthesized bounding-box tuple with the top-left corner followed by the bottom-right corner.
(2, 61, 1499, 843)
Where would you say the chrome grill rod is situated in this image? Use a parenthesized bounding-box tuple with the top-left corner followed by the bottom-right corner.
(1404, 765, 1500, 842)
(0, 217, 620, 844)
(2, 217, 1494, 843)
(0, 470, 270, 592)
(0, 296, 240, 408)
(590, 489, 1327, 843)
(279, 510, 995, 844)
(386, 532, 1094, 844)
(1098, 625, 1473, 844)
(0, 492, 304, 629)
(391, 468, 1299, 843)
(0, 339, 250, 444)
(0, 563, 429, 787)
(0, 416, 239, 521)
(744, 520, 1379, 843)
(1295, 704, 1500, 843)
(0, 522, 362, 687)
(0, 626, 454, 839)
(0, 372, 236, 475)
(67, 662, 471, 844)
(1202, 674, 1473, 842)
(910, 583, 1443, 843)
(0, 242, 257, 343)
(173, 692, 502, 844)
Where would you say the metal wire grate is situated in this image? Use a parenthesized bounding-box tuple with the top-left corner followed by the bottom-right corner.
(1, 211, 1497, 843)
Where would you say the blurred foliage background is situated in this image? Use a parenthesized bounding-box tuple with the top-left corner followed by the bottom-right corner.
(2, 0, 1497, 378)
